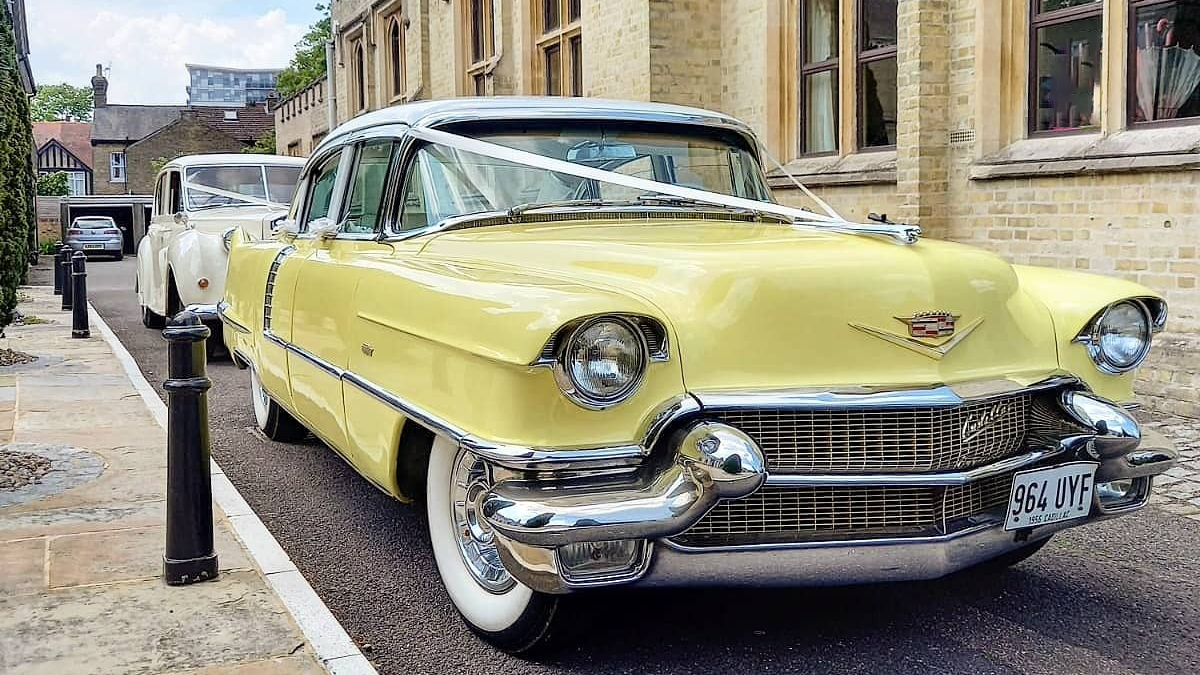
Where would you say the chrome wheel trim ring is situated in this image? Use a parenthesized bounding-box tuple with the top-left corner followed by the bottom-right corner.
(450, 450, 515, 594)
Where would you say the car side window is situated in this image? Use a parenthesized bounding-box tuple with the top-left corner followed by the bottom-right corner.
(168, 172, 182, 215)
(340, 140, 394, 235)
(304, 154, 341, 228)
(397, 156, 429, 233)
(154, 175, 168, 216)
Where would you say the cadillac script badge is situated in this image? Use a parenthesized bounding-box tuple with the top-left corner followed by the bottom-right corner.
(896, 311, 959, 338)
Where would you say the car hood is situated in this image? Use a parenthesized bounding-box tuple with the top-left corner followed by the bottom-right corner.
(420, 219, 1062, 392)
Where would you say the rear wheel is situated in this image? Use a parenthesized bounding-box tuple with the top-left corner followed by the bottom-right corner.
(250, 367, 308, 442)
(114, 251, 124, 261)
(427, 437, 558, 653)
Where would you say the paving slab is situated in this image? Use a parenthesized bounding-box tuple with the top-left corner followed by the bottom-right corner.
(0, 287, 345, 675)
(0, 571, 303, 675)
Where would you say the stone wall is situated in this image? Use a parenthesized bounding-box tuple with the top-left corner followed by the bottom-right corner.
(274, 77, 329, 157)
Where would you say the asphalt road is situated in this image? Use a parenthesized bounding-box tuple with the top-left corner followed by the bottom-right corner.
(71, 256, 1200, 675)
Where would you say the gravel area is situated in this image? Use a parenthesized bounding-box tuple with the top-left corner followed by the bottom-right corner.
(0, 449, 53, 490)
(0, 348, 37, 366)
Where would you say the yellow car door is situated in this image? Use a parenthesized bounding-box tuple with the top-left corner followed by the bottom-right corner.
(287, 140, 398, 466)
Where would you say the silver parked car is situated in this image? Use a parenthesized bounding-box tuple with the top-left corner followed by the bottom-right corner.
(66, 216, 125, 260)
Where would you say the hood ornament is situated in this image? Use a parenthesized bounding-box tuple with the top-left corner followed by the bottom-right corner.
(850, 311, 983, 360)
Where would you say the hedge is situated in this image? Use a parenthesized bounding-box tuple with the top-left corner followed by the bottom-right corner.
(0, 3, 34, 330)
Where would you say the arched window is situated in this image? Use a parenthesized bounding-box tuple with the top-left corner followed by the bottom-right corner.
(354, 42, 366, 111)
(390, 17, 406, 99)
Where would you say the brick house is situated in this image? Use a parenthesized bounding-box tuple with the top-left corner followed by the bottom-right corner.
(89, 65, 276, 195)
(284, 0, 1198, 416)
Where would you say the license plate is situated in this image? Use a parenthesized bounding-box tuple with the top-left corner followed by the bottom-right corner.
(1005, 462, 1098, 531)
(83, 243, 103, 249)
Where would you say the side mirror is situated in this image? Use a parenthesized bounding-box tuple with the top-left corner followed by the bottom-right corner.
(307, 217, 338, 239)
(272, 218, 299, 238)
(173, 212, 189, 227)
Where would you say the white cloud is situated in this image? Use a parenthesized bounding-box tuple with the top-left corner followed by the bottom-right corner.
(27, 1, 308, 105)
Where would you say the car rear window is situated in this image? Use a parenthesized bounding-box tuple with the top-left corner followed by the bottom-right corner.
(74, 219, 115, 230)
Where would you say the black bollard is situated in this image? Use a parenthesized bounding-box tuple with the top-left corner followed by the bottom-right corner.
(70, 252, 90, 338)
(162, 311, 218, 585)
(60, 247, 73, 311)
(52, 242, 65, 295)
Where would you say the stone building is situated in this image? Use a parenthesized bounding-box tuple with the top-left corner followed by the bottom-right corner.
(279, 0, 1198, 416)
(89, 65, 276, 195)
(274, 77, 331, 157)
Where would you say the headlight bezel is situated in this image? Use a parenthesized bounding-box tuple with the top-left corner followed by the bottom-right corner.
(1076, 298, 1157, 374)
(551, 316, 651, 410)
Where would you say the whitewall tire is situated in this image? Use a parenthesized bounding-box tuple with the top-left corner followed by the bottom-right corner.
(427, 436, 558, 652)
(249, 367, 308, 442)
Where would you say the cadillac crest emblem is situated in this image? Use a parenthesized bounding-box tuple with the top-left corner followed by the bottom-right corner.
(896, 311, 959, 338)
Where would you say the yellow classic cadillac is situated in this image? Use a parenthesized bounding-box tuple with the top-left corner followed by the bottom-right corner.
(217, 97, 1177, 652)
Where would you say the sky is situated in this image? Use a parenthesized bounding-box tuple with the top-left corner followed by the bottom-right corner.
(26, 0, 326, 105)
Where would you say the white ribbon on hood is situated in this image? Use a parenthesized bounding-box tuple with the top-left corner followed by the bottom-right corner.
(407, 125, 921, 244)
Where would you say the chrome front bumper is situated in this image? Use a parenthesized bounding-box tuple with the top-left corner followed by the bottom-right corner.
(184, 303, 221, 324)
(480, 390, 1177, 593)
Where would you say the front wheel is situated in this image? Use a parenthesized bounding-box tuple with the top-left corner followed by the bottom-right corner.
(427, 437, 558, 653)
(141, 304, 165, 329)
(250, 367, 308, 442)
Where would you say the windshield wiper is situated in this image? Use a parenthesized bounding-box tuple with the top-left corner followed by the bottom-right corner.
(634, 193, 794, 223)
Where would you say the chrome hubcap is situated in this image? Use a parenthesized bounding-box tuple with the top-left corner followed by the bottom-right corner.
(451, 451, 514, 593)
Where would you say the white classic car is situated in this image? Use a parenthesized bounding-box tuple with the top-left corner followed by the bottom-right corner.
(135, 154, 305, 343)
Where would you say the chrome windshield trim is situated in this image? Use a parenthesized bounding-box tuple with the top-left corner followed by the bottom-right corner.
(764, 449, 1059, 488)
(693, 375, 1078, 410)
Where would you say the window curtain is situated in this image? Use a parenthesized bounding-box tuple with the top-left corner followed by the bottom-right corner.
(804, 0, 837, 152)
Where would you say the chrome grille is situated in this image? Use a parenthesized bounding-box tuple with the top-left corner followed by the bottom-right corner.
(674, 473, 1016, 547)
(715, 393, 1032, 473)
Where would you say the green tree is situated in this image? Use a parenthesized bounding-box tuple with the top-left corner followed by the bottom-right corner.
(30, 82, 93, 122)
(276, 4, 331, 97)
(243, 129, 277, 154)
(0, 2, 35, 329)
(36, 171, 69, 196)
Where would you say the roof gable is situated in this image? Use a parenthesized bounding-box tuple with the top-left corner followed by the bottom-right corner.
(37, 138, 92, 172)
(33, 121, 93, 168)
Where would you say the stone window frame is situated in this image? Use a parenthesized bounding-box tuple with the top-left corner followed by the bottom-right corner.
(387, 14, 407, 102)
(773, 0, 898, 187)
(463, 0, 498, 95)
(531, 0, 583, 96)
(974, 0, 1200, 179)
(342, 20, 369, 116)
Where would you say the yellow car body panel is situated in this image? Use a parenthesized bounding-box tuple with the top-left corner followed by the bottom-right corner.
(223, 218, 1163, 501)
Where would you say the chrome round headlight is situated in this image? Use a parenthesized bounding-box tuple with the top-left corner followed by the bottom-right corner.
(555, 317, 647, 408)
(1088, 301, 1152, 372)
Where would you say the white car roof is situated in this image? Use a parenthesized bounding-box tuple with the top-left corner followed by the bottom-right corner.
(315, 96, 760, 157)
(163, 154, 307, 170)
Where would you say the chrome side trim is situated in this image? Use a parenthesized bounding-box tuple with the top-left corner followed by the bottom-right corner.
(216, 301, 250, 334)
(266, 328, 667, 470)
(764, 449, 1058, 487)
(693, 375, 1078, 411)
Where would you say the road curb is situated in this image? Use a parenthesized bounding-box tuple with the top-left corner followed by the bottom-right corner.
(87, 303, 379, 675)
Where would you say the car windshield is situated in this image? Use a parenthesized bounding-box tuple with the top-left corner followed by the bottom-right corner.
(398, 124, 772, 230)
(185, 165, 301, 209)
(73, 218, 115, 230)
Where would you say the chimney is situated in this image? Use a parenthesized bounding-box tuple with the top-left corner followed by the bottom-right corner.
(265, 91, 280, 112)
(91, 64, 108, 107)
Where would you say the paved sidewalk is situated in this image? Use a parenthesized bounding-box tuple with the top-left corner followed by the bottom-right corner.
(0, 287, 357, 675)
